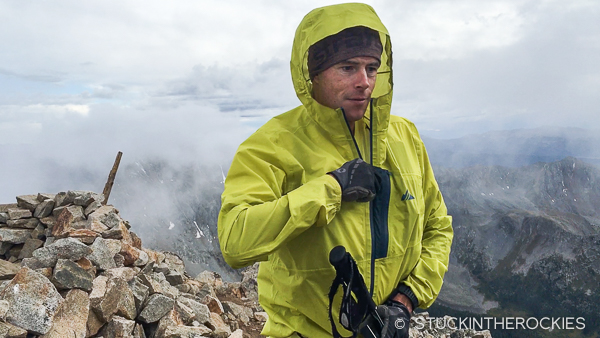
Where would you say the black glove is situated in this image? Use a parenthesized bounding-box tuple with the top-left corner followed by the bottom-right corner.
(376, 300, 411, 338)
(329, 158, 376, 202)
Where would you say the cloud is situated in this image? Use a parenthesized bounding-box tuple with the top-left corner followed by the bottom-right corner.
(391, 0, 600, 137)
(1, 0, 599, 200)
(381, 0, 527, 60)
(0, 99, 249, 202)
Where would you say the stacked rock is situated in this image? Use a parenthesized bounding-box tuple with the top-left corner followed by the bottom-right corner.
(0, 190, 492, 338)
(0, 191, 265, 338)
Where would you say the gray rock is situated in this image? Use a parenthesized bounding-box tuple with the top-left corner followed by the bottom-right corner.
(174, 299, 196, 324)
(20, 257, 47, 270)
(153, 262, 171, 275)
(52, 205, 67, 217)
(37, 193, 56, 202)
(34, 199, 55, 218)
(0, 204, 17, 213)
(102, 227, 125, 240)
(160, 280, 180, 300)
(222, 301, 252, 325)
(139, 261, 155, 275)
(6, 218, 39, 229)
(137, 273, 164, 295)
(0, 260, 20, 280)
(0, 228, 32, 244)
(0, 212, 7, 224)
(104, 267, 137, 282)
(0, 242, 12, 255)
(41, 288, 89, 338)
(165, 272, 185, 286)
(178, 295, 210, 325)
(175, 280, 214, 300)
(7, 208, 32, 220)
(32, 237, 93, 267)
(0, 299, 8, 318)
(208, 312, 231, 338)
(101, 316, 136, 338)
(0, 321, 28, 338)
(0, 281, 9, 295)
(53, 192, 69, 208)
(69, 191, 92, 206)
(229, 329, 244, 338)
(17, 238, 44, 260)
(154, 309, 182, 338)
(133, 323, 146, 338)
(137, 293, 174, 323)
(254, 311, 268, 322)
(88, 205, 122, 230)
(163, 252, 185, 275)
(67, 190, 103, 208)
(31, 222, 46, 240)
(89, 275, 130, 322)
(39, 216, 56, 228)
(44, 236, 56, 247)
(84, 200, 103, 217)
(129, 277, 149, 313)
(115, 281, 137, 320)
(16, 195, 40, 211)
(164, 325, 212, 337)
(52, 259, 94, 291)
(86, 305, 105, 337)
(87, 237, 122, 271)
(0, 267, 64, 335)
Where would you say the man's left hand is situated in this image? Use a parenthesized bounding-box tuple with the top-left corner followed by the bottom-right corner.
(376, 299, 411, 338)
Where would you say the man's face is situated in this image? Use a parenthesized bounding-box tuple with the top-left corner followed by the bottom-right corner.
(312, 56, 380, 124)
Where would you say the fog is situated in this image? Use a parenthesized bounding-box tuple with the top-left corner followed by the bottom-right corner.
(2, 0, 599, 277)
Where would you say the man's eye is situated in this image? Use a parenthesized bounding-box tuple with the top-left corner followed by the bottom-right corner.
(341, 66, 354, 71)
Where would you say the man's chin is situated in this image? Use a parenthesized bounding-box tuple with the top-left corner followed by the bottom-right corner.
(344, 113, 366, 124)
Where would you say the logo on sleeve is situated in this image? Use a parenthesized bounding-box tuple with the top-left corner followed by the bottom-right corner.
(401, 190, 415, 201)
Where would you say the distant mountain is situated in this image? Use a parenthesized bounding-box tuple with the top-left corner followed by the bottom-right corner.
(432, 157, 600, 337)
(423, 127, 600, 168)
(109, 160, 239, 281)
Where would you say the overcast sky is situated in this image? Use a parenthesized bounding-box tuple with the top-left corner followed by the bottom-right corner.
(1, 0, 599, 202)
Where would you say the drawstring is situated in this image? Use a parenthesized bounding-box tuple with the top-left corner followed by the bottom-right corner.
(340, 107, 363, 160)
(369, 99, 374, 166)
(340, 99, 375, 163)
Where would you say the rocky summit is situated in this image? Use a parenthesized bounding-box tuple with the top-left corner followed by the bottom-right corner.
(0, 190, 491, 338)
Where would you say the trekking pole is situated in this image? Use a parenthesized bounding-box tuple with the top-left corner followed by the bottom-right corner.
(329, 246, 385, 338)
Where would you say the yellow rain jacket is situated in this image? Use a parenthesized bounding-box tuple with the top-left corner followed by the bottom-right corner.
(218, 3, 453, 337)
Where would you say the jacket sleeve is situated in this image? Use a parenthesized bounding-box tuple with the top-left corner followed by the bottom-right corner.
(402, 136, 454, 309)
(218, 135, 342, 269)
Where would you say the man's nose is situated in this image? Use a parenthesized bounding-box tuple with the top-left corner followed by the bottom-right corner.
(354, 68, 370, 89)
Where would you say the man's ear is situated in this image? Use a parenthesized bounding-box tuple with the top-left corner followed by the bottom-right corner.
(312, 73, 320, 84)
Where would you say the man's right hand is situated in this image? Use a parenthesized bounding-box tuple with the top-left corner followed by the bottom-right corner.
(328, 158, 376, 202)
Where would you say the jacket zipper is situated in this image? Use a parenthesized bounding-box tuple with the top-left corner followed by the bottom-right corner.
(340, 101, 378, 297)
(368, 100, 376, 296)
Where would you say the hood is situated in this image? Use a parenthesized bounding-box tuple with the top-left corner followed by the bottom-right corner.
(290, 3, 393, 164)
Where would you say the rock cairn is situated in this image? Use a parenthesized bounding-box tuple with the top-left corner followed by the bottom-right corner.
(0, 191, 263, 338)
(0, 190, 491, 338)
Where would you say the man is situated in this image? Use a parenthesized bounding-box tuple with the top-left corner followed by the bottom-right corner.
(218, 3, 453, 337)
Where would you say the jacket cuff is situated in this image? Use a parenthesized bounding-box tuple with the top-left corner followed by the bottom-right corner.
(394, 283, 419, 310)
